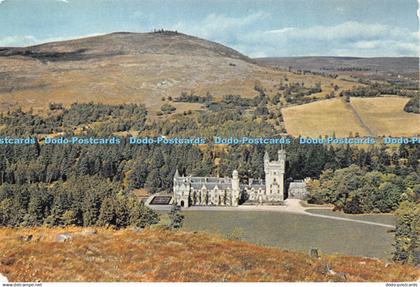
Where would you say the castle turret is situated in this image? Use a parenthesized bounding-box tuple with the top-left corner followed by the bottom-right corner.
(174, 169, 180, 184)
(231, 170, 240, 206)
(264, 150, 286, 201)
(264, 151, 270, 173)
(173, 169, 190, 208)
(278, 149, 286, 162)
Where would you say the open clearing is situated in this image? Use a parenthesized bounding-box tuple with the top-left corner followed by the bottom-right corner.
(183, 210, 395, 260)
(282, 98, 368, 137)
(350, 97, 420, 137)
(282, 97, 420, 137)
(306, 209, 396, 225)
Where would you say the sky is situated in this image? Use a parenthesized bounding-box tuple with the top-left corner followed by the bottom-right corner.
(0, 0, 418, 57)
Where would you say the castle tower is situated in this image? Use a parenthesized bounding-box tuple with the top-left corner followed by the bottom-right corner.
(173, 169, 180, 186)
(231, 170, 240, 206)
(264, 151, 270, 172)
(173, 169, 190, 208)
(264, 150, 286, 201)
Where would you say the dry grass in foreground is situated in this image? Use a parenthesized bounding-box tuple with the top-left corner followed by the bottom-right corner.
(0, 227, 418, 282)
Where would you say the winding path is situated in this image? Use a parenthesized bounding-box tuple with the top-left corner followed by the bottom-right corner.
(285, 199, 395, 228)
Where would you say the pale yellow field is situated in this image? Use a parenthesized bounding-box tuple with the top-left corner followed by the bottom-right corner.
(282, 97, 420, 137)
(351, 97, 420, 137)
(282, 98, 368, 137)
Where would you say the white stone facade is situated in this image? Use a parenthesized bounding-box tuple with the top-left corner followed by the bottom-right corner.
(173, 150, 286, 207)
(288, 180, 308, 200)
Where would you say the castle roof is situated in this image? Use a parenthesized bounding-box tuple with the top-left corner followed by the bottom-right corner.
(189, 176, 231, 184)
(175, 176, 232, 190)
(174, 175, 266, 191)
(242, 183, 265, 189)
(191, 182, 232, 190)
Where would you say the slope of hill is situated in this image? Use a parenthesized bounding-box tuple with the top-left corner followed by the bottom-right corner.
(0, 227, 418, 282)
(0, 32, 354, 113)
(0, 32, 252, 62)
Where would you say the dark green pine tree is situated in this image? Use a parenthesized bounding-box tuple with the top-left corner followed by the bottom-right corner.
(128, 160, 148, 189)
(114, 193, 129, 228)
(145, 169, 161, 193)
(97, 197, 116, 227)
(0, 198, 13, 226)
(127, 197, 160, 228)
(26, 192, 45, 226)
(82, 192, 101, 226)
(197, 149, 213, 176)
(250, 147, 264, 179)
(169, 205, 184, 229)
(393, 201, 419, 265)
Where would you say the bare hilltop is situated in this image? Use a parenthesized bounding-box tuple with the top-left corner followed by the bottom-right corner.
(0, 31, 353, 113)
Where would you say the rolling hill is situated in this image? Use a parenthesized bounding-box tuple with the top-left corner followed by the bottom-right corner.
(0, 32, 354, 113)
(1, 32, 417, 137)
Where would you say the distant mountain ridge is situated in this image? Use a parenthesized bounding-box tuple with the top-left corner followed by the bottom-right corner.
(255, 56, 419, 81)
(255, 56, 419, 70)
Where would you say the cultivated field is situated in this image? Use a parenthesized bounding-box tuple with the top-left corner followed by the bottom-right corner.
(350, 97, 420, 137)
(282, 98, 368, 137)
(0, 227, 418, 282)
(282, 97, 420, 137)
(183, 210, 395, 260)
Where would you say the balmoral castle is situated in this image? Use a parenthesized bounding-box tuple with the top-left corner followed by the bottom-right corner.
(173, 150, 286, 207)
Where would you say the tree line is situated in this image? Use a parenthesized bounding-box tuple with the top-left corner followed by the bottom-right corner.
(307, 164, 419, 214)
(0, 102, 148, 135)
(0, 102, 418, 264)
(340, 83, 419, 99)
(0, 176, 159, 228)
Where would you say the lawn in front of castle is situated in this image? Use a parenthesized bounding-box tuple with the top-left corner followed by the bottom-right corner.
(182, 210, 395, 260)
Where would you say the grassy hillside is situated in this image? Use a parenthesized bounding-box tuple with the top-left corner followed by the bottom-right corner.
(0, 32, 355, 114)
(0, 227, 418, 282)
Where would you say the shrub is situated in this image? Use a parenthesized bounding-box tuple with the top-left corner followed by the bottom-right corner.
(161, 103, 176, 114)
